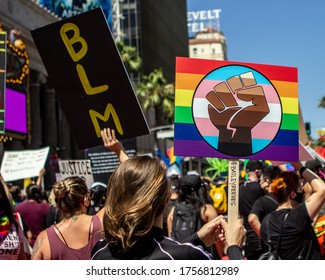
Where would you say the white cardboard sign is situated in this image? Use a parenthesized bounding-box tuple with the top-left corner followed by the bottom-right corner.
(58, 159, 94, 188)
(0, 147, 49, 182)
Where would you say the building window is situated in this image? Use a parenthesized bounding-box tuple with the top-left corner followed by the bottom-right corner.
(193, 48, 197, 55)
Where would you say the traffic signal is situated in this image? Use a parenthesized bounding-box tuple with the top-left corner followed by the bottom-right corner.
(305, 122, 311, 136)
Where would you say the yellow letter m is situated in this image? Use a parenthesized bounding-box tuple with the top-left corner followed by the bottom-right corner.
(89, 103, 124, 137)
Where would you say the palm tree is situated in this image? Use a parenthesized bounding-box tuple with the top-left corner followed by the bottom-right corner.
(116, 42, 175, 126)
(319, 96, 325, 108)
(136, 68, 175, 126)
(116, 41, 142, 73)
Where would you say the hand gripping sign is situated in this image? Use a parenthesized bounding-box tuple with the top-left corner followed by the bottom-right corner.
(174, 57, 299, 222)
(31, 7, 149, 150)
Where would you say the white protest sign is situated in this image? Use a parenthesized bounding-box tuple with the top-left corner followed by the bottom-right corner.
(0, 147, 49, 182)
(58, 160, 94, 188)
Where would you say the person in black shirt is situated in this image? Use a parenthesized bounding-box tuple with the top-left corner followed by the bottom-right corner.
(91, 154, 213, 260)
(91, 128, 246, 260)
(260, 162, 325, 260)
(249, 165, 281, 237)
(239, 160, 266, 259)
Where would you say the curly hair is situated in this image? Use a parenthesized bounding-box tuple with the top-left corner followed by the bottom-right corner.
(270, 171, 300, 204)
(52, 176, 88, 218)
(103, 155, 171, 251)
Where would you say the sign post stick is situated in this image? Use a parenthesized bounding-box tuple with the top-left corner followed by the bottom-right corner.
(227, 159, 240, 225)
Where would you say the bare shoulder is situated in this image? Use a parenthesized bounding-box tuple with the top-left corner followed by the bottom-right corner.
(32, 229, 51, 260)
(96, 208, 105, 224)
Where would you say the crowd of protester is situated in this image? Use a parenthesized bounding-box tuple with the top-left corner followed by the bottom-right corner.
(1, 128, 325, 260)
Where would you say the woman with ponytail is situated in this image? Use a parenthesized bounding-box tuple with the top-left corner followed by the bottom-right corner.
(31, 177, 103, 259)
(260, 161, 325, 259)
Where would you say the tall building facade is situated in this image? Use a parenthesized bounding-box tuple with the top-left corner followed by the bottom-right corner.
(189, 27, 227, 60)
(0, 0, 189, 186)
(186, 0, 227, 60)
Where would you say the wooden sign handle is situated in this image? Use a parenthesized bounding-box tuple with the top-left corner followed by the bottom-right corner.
(227, 159, 240, 224)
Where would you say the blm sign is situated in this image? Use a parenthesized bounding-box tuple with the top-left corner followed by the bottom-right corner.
(31, 7, 149, 150)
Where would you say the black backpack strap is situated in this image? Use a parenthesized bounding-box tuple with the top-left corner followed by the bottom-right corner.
(264, 195, 278, 205)
(170, 203, 181, 239)
(265, 213, 272, 244)
(296, 226, 313, 260)
(273, 210, 290, 258)
(195, 203, 203, 231)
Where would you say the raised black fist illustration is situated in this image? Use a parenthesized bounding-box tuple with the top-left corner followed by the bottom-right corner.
(206, 72, 270, 156)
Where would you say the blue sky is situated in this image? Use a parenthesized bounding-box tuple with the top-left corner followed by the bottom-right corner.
(187, 0, 325, 140)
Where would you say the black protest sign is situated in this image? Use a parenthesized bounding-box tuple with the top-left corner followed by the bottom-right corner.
(85, 138, 137, 184)
(31, 7, 149, 150)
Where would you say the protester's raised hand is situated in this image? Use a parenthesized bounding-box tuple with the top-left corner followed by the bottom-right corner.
(36, 168, 46, 186)
(39, 168, 46, 177)
(101, 128, 121, 151)
(101, 128, 129, 163)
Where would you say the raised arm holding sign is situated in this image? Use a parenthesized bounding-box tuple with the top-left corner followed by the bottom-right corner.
(174, 57, 299, 259)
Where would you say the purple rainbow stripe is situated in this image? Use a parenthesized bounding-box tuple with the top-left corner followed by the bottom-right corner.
(174, 139, 299, 162)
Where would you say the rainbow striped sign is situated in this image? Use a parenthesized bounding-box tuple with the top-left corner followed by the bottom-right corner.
(174, 57, 298, 162)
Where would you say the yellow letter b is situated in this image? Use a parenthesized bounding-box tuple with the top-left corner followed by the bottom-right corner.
(60, 23, 87, 62)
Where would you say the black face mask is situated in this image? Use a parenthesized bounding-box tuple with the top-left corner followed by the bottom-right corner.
(294, 192, 304, 204)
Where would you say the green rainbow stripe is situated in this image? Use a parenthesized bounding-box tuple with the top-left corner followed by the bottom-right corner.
(175, 106, 297, 131)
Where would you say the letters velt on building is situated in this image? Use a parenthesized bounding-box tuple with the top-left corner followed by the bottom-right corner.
(31, 7, 149, 150)
(0, 31, 6, 134)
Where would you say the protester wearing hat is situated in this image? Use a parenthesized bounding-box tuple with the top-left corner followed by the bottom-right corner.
(305, 159, 325, 181)
(88, 182, 107, 215)
(167, 174, 222, 259)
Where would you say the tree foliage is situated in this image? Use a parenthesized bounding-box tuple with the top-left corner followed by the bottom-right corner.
(136, 68, 175, 125)
(116, 41, 142, 73)
(116, 41, 175, 126)
(319, 96, 325, 108)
